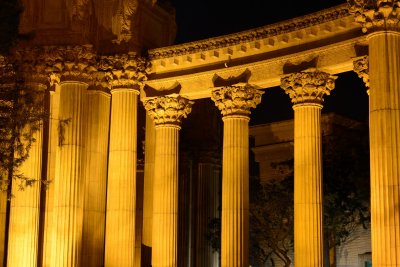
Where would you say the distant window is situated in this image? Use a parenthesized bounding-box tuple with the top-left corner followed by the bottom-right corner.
(365, 261, 372, 267)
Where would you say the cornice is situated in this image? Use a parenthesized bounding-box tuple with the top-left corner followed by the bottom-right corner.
(148, 4, 350, 60)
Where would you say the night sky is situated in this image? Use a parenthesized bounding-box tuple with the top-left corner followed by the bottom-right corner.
(168, 0, 369, 125)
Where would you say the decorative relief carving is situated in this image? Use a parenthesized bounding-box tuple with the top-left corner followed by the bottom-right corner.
(111, 0, 139, 43)
(348, 0, 400, 32)
(280, 70, 337, 105)
(143, 95, 193, 126)
(44, 45, 97, 83)
(66, 0, 93, 32)
(353, 55, 369, 88)
(149, 5, 349, 59)
(211, 85, 263, 116)
(98, 53, 151, 90)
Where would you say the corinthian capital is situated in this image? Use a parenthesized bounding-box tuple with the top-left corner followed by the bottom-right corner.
(45, 45, 97, 83)
(143, 95, 194, 126)
(348, 0, 400, 32)
(280, 70, 336, 106)
(353, 56, 369, 88)
(211, 85, 263, 117)
(98, 53, 150, 90)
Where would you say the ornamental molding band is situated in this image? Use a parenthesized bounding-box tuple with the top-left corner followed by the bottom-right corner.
(98, 53, 151, 90)
(353, 55, 369, 88)
(149, 4, 350, 59)
(211, 84, 263, 117)
(280, 70, 337, 105)
(348, 0, 400, 32)
(143, 95, 194, 126)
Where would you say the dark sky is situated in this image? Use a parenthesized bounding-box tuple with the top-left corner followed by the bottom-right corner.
(168, 0, 369, 124)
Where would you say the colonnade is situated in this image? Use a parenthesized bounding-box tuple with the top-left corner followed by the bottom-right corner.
(1, 2, 400, 266)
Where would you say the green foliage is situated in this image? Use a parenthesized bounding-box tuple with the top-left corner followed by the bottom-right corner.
(0, 61, 47, 198)
(250, 175, 294, 267)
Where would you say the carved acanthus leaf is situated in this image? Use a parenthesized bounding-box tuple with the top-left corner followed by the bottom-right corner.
(280, 70, 337, 105)
(353, 56, 369, 88)
(211, 85, 263, 116)
(143, 95, 193, 126)
(98, 53, 151, 89)
(348, 0, 400, 32)
(44, 45, 97, 83)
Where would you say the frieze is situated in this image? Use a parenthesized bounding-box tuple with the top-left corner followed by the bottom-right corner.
(280, 70, 337, 105)
(149, 4, 349, 60)
(211, 84, 263, 116)
(143, 95, 193, 126)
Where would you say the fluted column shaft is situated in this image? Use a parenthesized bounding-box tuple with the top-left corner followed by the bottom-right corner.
(293, 104, 323, 266)
(368, 31, 400, 265)
(7, 83, 45, 267)
(142, 114, 155, 265)
(52, 81, 87, 267)
(221, 116, 250, 267)
(196, 158, 221, 267)
(211, 85, 262, 267)
(42, 88, 60, 267)
(281, 71, 336, 267)
(152, 125, 180, 266)
(81, 91, 111, 266)
(105, 89, 138, 267)
(143, 95, 193, 267)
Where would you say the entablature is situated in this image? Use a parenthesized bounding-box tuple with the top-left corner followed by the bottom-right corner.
(145, 4, 368, 100)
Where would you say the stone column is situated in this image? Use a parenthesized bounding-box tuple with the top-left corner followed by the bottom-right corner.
(143, 95, 193, 267)
(104, 87, 139, 266)
(135, 165, 144, 267)
(196, 150, 221, 267)
(211, 85, 263, 267)
(103, 53, 149, 267)
(349, 1, 400, 265)
(281, 70, 336, 267)
(142, 114, 156, 265)
(0, 56, 13, 266)
(81, 89, 111, 267)
(50, 46, 95, 266)
(42, 86, 60, 267)
(7, 79, 46, 267)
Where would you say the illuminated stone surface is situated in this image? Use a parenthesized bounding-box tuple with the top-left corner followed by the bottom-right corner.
(142, 114, 156, 265)
(3, 0, 400, 265)
(196, 151, 221, 267)
(42, 89, 60, 267)
(144, 95, 193, 267)
(7, 85, 44, 266)
(368, 31, 400, 266)
(52, 81, 87, 266)
(105, 88, 139, 266)
(81, 91, 111, 267)
(211, 85, 262, 267)
(281, 71, 336, 267)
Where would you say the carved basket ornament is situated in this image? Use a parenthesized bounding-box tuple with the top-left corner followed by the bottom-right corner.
(144, 95, 194, 126)
(281, 71, 336, 105)
(211, 85, 263, 116)
(348, 0, 400, 32)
